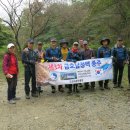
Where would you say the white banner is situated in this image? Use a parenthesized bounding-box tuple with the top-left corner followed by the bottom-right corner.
(36, 58, 113, 85)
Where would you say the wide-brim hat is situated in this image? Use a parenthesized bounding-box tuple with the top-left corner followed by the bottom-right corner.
(100, 37, 110, 45)
(60, 39, 69, 45)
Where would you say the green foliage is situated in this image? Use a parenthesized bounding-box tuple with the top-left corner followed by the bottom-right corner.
(0, 20, 14, 47)
(9, 0, 130, 49)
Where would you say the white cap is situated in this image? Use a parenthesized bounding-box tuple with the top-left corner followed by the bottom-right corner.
(73, 42, 79, 45)
(83, 40, 88, 45)
(7, 43, 15, 49)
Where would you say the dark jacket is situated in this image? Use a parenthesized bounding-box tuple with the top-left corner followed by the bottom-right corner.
(66, 50, 82, 62)
(45, 47, 62, 62)
(112, 44, 127, 62)
(97, 46, 111, 58)
(22, 48, 38, 71)
(81, 49, 95, 60)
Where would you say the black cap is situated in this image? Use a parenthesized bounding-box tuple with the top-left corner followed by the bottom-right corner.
(100, 37, 110, 45)
(27, 38, 34, 44)
(50, 38, 57, 42)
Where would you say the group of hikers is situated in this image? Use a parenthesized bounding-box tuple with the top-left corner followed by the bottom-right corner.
(2, 37, 130, 104)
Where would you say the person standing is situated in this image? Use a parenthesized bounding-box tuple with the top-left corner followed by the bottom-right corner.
(79, 39, 84, 51)
(2, 43, 20, 104)
(60, 39, 70, 89)
(34, 41, 45, 94)
(81, 40, 95, 91)
(45, 38, 64, 93)
(22, 39, 38, 99)
(66, 42, 82, 93)
(60, 39, 69, 61)
(97, 37, 111, 90)
(112, 37, 127, 88)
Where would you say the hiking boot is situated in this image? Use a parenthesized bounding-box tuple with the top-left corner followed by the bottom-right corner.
(8, 100, 16, 104)
(83, 85, 89, 90)
(31, 93, 38, 97)
(26, 94, 30, 99)
(38, 88, 43, 93)
(37, 87, 43, 95)
(59, 87, 64, 93)
(39, 90, 43, 93)
(104, 84, 110, 90)
(52, 89, 56, 93)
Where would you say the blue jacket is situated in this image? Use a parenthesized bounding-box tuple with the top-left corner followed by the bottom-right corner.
(66, 50, 82, 62)
(112, 45, 127, 61)
(45, 47, 62, 62)
(97, 46, 111, 58)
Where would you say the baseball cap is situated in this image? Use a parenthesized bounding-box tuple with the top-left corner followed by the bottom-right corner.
(117, 37, 123, 41)
(83, 40, 88, 45)
(7, 43, 15, 49)
(27, 38, 34, 43)
(50, 38, 57, 42)
(37, 41, 43, 45)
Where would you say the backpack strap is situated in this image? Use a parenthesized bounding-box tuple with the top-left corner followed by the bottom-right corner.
(5, 52, 11, 65)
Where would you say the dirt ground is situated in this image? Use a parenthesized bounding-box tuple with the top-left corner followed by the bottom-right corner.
(0, 77, 130, 130)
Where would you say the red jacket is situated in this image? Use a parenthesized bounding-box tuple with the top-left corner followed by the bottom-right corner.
(2, 53, 18, 75)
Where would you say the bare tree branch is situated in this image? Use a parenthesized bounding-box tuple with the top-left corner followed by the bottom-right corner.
(33, 16, 50, 38)
(0, 0, 24, 52)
